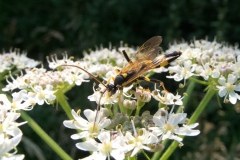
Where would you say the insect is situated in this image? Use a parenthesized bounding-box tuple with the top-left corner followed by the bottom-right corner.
(60, 36, 181, 134)
(105, 36, 182, 96)
(61, 36, 182, 101)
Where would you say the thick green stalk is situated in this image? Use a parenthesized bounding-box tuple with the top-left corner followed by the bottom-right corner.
(55, 92, 73, 119)
(159, 87, 216, 160)
(20, 111, 72, 160)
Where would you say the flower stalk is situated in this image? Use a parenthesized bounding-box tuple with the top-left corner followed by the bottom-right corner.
(20, 111, 72, 160)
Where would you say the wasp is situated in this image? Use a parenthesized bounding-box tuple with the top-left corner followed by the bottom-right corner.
(61, 36, 182, 100)
(60, 36, 182, 134)
(105, 36, 181, 96)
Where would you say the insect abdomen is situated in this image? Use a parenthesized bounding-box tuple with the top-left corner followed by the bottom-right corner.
(164, 51, 182, 63)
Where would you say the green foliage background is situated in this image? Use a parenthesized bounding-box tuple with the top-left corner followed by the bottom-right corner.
(1, 0, 240, 160)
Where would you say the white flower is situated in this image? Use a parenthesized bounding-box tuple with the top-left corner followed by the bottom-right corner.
(167, 60, 195, 82)
(195, 62, 220, 80)
(151, 90, 183, 105)
(0, 94, 12, 111)
(13, 52, 40, 69)
(0, 127, 23, 156)
(216, 74, 240, 104)
(231, 61, 240, 78)
(11, 90, 32, 111)
(60, 67, 90, 86)
(0, 111, 26, 135)
(174, 123, 200, 136)
(31, 84, 56, 105)
(150, 108, 200, 145)
(0, 99, 26, 159)
(63, 108, 111, 139)
(123, 119, 159, 157)
(47, 53, 75, 69)
(134, 87, 151, 102)
(153, 66, 168, 73)
(0, 50, 39, 73)
(0, 154, 25, 160)
(88, 84, 120, 105)
(2, 72, 28, 92)
(76, 131, 126, 160)
(88, 83, 132, 105)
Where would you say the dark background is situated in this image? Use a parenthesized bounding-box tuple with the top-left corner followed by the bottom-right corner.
(1, 0, 240, 60)
(1, 0, 240, 159)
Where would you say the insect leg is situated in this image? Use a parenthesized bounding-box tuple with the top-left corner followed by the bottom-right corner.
(122, 50, 133, 63)
(138, 76, 169, 92)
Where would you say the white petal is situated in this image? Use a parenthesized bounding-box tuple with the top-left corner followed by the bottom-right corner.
(63, 120, 78, 129)
(76, 140, 99, 151)
(187, 123, 199, 128)
(130, 147, 140, 157)
(152, 116, 165, 127)
(174, 74, 184, 81)
(99, 118, 111, 129)
(168, 113, 187, 126)
(79, 152, 105, 160)
(98, 131, 110, 143)
(229, 92, 238, 104)
(218, 87, 227, 97)
(71, 132, 88, 140)
(149, 127, 163, 136)
(84, 109, 96, 122)
(175, 123, 200, 136)
(218, 76, 226, 86)
(235, 83, 240, 91)
(211, 70, 220, 78)
(175, 127, 200, 136)
(111, 149, 125, 160)
(227, 74, 237, 84)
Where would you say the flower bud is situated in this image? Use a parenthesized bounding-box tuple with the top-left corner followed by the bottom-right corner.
(123, 99, 137, 110)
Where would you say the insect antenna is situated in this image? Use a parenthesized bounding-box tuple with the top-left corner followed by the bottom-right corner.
(59, 64, 107, 87)
(92, 88, 108, 134)
(59, 64, 108, 135)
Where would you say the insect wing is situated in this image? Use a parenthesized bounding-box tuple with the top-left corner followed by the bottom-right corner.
(133, 36, 162, 61)
(120, 36, 164, 86)
(121, 55, 166, 86)
(121, 36, 162, 73)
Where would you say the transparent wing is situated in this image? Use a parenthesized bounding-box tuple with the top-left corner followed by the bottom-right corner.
(121, 36, 162, 73)
(121, 55, 166, 86)
(133, 36, 162, 61)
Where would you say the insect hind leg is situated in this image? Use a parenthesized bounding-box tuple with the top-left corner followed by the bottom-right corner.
(122, 50, 133, 64)
(138, 76, 169, 92)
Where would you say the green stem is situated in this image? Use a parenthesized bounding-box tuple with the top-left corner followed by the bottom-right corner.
(135, 101, 145, 116)
(159, 87, 216, 160)
(151, 81, 196, 160)
(182, 81, 196, 107)
(127, 156, 136, 160)
(20, 111, 72, 160)
(55, 92, 73, 119)
(189, 77, 208, 86)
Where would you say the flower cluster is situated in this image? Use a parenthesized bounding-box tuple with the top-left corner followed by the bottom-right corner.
(61, 39, 240, 159)
(53, 44, 200, 159)
(0, 94, 25, 159)
(2, 37, 239, 160)
(0, 49, 40, 73)
(0, 50, 42, 159)
(64, 105, 200, 160)
(166, 39, 240, 104)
